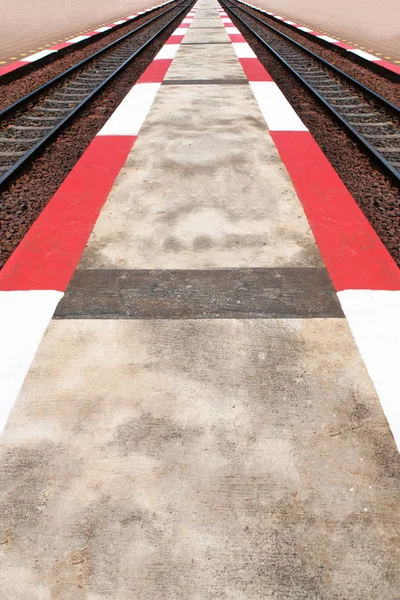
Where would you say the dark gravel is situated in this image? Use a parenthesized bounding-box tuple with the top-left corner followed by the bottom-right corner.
(225, 0, 400, 267)
(0, 0, 184, 111)
(0, 1, 194, 268)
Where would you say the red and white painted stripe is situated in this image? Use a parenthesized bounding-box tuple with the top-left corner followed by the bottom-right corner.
(232, 0, 400, 78)
(0, 0, 178, 81)
(0, 3, 198, 432)
(217, 2, 400, 449)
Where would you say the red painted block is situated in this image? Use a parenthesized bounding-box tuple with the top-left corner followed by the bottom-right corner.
(0, 61, 25, 76)
(50, 42, 72, 50)
(228, 33, 246, 43)
(166, 35, 185, 44)
(137, 59, 172, 83)
(378, 60, 400, 75)
(334, 41, 355, 50)
(239, 58, 273, 81)
(86, 30, 105, 37)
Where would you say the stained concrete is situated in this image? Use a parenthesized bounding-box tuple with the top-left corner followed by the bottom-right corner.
(188, 18, 224, 27)
(182, 27, 230, 43)
(165, 45, 247, 80)
(80, 83, 321, 269)
(1, 2, 399, 598)
(1, 318, 399, 599)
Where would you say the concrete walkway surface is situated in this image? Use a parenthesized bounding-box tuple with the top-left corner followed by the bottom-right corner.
(0, 1, 399, 598)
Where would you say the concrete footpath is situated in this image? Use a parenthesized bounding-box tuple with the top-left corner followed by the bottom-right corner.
(0, 1, 399, 598)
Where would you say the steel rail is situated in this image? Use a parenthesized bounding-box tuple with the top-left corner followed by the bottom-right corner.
(221, 0, 400, 185)
(0, 0, 193, 190)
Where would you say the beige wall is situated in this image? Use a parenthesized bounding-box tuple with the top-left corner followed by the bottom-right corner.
(251, 0, 400, 61)
(1, 0, 398, 65)
(0, 0, 161, 63)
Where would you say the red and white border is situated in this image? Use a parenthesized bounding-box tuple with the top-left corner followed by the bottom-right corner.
(233, 0, 400, 80)
(0, 0, 178, 82)
(216, 1, 400, 449)
(0, 3, 198, 432)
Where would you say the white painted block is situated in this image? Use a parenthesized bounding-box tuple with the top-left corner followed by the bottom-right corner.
(250, 81, 308, 131)
(66, 35, 90, 44)
(182, 18, 192, 23)
(94, 26, 112, 33)
(284, 20, 296, 25)
(297, 26, 314, 32)
(232, 42, 256, 58)
(98, 82, 161, 136)
(155, 44, 180, 60)
(0, 291, 63, 433)
(226, 27, 241, 34)
(22, 49, 57, 62)
(348, 48, 380, 61)
(113, 20, 127, 25)
(317, 35, 339, 43)
(221, 18, 233, 23)
(338, 290, 400, 451)
(172, 27, 189, 35)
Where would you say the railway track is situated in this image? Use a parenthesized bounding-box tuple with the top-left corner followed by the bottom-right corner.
(221, 0, 400, 185)
(0, 0, 193, 190)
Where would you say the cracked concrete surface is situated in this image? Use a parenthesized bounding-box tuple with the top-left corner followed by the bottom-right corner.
(80, 84, 321, 270)
(1, 1, 399, 598)
(1, 319, 399, 599)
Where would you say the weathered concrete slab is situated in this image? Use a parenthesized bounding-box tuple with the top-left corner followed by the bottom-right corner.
(80, 84, 321, 269)
(1, 318, 399, 599)
(165, 44, 246, 80)
(189, 18, 224, 28)
(193, 10, 220, 19)
(182, 26, 230, 43)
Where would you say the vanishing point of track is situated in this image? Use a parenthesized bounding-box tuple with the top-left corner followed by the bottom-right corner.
(221, 0, 400, 184)
(0, 0, 194, 190)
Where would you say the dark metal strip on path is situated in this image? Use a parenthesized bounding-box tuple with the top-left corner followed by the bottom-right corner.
(54, 268, 343, 319)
